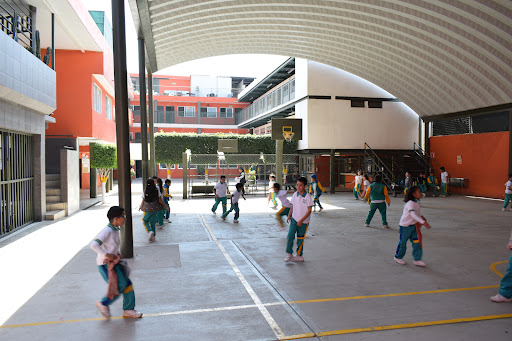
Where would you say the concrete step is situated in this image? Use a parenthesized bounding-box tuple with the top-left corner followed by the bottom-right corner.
(45, 210, 66, 221)
(47, 202, 67, 211)
(46, 188, 61, 196)
(46, 174, 60, 181)
(46, 195, 61, 203)
(46, 180, 60, 189)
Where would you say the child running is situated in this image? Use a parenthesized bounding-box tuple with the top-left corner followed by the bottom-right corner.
(212, 175, 230, 215)
(502, 174, 512, 211)
(490, 230, 512, 302)
(163, 179, 172, 222)
(394, 186, 431, 267)
(285, 177, 314, 262)
(364, 174, 390, 228)
(361, 174, 371, 202)
(222, 183, 246, 223)
(90, 206, 142, 319)
(309, 174, 326, 212)
(352, 170, 363, 200)
(427, 171, 439, 196)
(156, 178, 166, 228)
(274, 183, 292, 228)
(267, 174, 277, 208)
(139, 179, 169, 242)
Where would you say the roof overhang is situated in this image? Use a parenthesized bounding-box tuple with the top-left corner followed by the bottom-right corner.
(128, 0, 512, 119)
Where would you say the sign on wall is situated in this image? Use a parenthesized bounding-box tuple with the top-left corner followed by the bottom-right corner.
(457, 155, 462, 164)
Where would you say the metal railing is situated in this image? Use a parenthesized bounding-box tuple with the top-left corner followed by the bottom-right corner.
(0, 0, 34, 51)
(413, 142, 442, 176)
(0, 130, 34, 237)
(239, 77, 296, 124)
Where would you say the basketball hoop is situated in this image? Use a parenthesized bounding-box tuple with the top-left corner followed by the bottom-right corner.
(282, 126, 294, 142)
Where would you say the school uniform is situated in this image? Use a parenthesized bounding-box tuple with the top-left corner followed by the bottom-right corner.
(440, 171, 449, 196)
(418, 176, 427, 193)
(223, 189, 242, 220)
(276, 190, 291, 227)
(212, 181, 228, 214)
(309, 180, 326, 209)
(503, 180, 512, 209)
(404, 176, 412, 195)
(141, 196, 163, 237)
(156, 186, 165, 226)
(427, 175, 439, 195)
(286, 191, 314, 256)
(498, 231, 512, 299)
(395, 200, 425, 261)
(163, 184, 172, 219)
(353, 175, 363, 199)
(269, 180, 277, 206)
(364, 182, 390, 226)
(90, 224, 135, 310)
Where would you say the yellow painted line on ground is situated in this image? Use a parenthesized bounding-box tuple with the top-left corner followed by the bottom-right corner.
(290, 285, 499, 304)
(0, 316, 124, 329)
(490, 261, 508, 278)
(281, 314, 512, 339)
(200, 215, 285, 339)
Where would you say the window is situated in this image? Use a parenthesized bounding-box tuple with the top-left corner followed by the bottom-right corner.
(290, 79, 295, 99)
(351, 100, 365, 108)
(94, 84, 102, 113)
(178, 106, 195, 117)
(200, 107, 217, 118)
(156, 106, 165, 123)
(368, 100, 383, 108)
(282, 83, 290, 103)
(106, 96, 112, 119)
(220, 108, 233, 118)
(134, 132, 141, 143)
(165, 106, 174, 123)
(159, 163, 175, 169)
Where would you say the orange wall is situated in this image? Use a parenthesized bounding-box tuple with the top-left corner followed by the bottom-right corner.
(429, 132, 509, 198)
(91, 78, 116, 143)
(46, 50, 116, 143)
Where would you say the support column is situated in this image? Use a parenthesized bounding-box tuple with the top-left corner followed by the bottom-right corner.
(112, 0, 133, 258)
(51, 13, 55, 70)
(138, 38, 149, 185)
(148, 72, 156, 177)
(182, 152, 188, 199)
(276, 140, 283, 185)
(424, 120, 430, 157)
(90, 167, 97, 198)
(329, 149, 335, 194)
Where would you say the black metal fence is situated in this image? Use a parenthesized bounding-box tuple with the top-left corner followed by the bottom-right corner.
(0, 0, 34, 51)
(433, 111, 510, 136)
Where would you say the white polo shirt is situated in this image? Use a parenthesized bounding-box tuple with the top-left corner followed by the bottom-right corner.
(269, 180, 276, 193)
(355, 175, 363, 186)
(399, 200, 426, 226)
(291, 191, 314, 224)
(90, 224, 120, 266)
(214, 181, 228, 197)
(277, 190, 291, 208)
(506, 180, 512, 194)
(441, 171, 449, 184)
(231, 190, 242, 204)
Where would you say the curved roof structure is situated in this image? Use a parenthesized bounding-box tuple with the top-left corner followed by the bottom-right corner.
(128, 0, 512, 118)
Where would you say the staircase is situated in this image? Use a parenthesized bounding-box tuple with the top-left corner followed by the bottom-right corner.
(45, 174, 67, 220)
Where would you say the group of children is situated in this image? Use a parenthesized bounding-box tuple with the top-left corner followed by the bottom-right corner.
(138, 177, 172, 243)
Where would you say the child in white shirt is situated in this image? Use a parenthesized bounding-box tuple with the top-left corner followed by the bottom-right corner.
(267, 175, 277, 208)
(90, 206, 142, 319)
(502, 174, 512, 211)
(394, 186, 431, 267)
(274, 182, 293, 228)
(352, 170, 363, 200)
(222, 183, 246, 223)
(440, 167, 449, 197)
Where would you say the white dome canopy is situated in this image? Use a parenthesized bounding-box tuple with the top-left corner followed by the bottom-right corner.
(128, 0, 512, 118)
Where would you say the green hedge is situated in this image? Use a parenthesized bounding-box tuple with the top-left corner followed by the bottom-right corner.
(90, 143, 117, 169)
(155, 132, 297, 164)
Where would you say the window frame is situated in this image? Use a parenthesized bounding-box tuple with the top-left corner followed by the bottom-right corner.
(219, 107, 233, 118)
(105, 96, 112, 119)
(94, 84, 102, 113)
(200, 107, 217, 118)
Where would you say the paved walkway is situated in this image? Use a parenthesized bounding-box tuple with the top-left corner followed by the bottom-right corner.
(1, 191, 511, 340)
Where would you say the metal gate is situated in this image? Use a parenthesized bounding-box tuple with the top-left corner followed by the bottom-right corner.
(0, 130, 34, 237)
(186, 153, 299, 197)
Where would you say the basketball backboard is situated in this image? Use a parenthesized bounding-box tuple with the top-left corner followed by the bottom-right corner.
(218, 139, 238, 153)
(271, 118, 302, 141)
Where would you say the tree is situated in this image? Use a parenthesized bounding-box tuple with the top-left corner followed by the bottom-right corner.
(90, 143, 117, 204)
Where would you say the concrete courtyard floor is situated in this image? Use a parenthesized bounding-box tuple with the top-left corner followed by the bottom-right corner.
(1, 187, 512, 340)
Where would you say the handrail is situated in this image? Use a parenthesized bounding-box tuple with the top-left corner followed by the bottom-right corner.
(413, 142, 442, 174)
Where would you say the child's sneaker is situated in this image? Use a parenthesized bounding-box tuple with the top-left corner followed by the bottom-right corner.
(490, 294, 511, 303)
(318, 207, 323, 212)
(394, 257, 406, 265)
(221, 215, 226, 220)
(354, 198, 359, 200)
(212, 210, 216, 214)
(165, 219, 172, 223)
(148, 231, 155, 243)
(413, 260, 427, 267)
(292, 255, 304, 262)
(364, 223, 370, 227)
(158, 224, 164, 229)
(383, 225, 390, 229)
(284, 253, 293, 262)
(96, 301, 111, 319)
(233, 219, 239, 223)
(123, 310, 143, 318)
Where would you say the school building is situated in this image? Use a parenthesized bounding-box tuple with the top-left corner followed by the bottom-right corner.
(129, 74, 252, 178)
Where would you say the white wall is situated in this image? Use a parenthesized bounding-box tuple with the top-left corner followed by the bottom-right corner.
(191, 75, 233, 97)
(297, 59, 419, 150)
(294, 58, 309, 99)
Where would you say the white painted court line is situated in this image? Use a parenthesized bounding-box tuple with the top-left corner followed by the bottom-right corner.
(200, 215, 285, 339)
